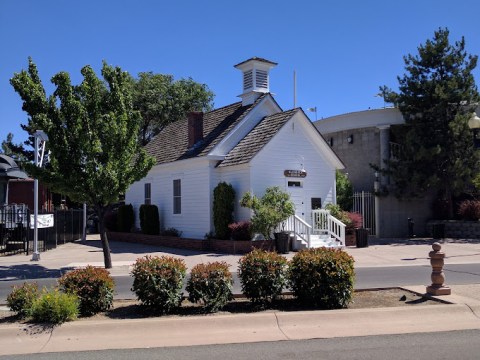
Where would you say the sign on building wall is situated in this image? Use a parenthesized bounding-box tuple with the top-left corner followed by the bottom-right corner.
(284, 170, 307, 178)
(29, 214, 54, 229)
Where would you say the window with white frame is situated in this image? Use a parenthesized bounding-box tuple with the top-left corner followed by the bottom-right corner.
(144, 183, 151, 205)
(173, 179, 181, 214)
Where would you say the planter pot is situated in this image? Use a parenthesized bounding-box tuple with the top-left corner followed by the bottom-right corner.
(274, 232, 290, 254)
(345, 232, 356, 247)
(356, 228, 369, 248)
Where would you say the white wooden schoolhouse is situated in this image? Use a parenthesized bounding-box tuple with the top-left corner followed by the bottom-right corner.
(125, 58, 345, 246)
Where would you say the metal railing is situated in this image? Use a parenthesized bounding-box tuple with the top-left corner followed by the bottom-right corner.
(0, 205, 83, 256)
(352, 191, 376, 236)
(0, 204, 30, 256)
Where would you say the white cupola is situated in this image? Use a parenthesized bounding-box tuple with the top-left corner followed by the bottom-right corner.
(234, 57, 277, 106)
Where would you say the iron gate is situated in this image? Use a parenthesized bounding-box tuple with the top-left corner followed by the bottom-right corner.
(352, 191, 376, 236)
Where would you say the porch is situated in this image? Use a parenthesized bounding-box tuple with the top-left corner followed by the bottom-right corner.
(281, 209, 346, 250)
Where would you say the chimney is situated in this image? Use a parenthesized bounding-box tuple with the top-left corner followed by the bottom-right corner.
(187, 111, 204, 148)
(234, 57, 277, 106)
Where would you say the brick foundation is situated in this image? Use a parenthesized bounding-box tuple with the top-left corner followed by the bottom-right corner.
(107, 232, 274, 254)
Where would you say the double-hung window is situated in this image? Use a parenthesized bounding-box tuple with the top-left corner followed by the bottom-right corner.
(173, 179, 181, 214)
(144, 183, 151, 205)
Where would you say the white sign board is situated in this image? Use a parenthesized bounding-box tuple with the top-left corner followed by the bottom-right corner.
(29, 214, 55, 229)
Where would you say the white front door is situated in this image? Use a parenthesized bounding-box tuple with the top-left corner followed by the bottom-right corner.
(287, 180, 305, 220)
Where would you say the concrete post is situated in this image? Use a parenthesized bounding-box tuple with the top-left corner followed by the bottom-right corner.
(426, 242, 451, 295)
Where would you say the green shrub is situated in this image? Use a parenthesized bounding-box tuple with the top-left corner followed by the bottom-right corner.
(7, 282, 39, 318)
(238, 249, 287, 306)
(288, 248, 355, 309)
(117, 204, 135, 232)
(186, 262, 233, 313)
(30, 288, 79, 324)
(139, 204, 160, 235)
(131, 255, 187, 314)
(160, 227, 182, 237)
(58, 266, 115, 316)
(104, 209, 118, 231)
(213, 182, 236, 239)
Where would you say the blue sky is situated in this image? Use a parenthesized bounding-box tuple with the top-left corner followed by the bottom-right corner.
(1, 0, 480, 147)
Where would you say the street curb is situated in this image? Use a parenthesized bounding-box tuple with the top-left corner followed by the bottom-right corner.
(0, 303, 479, 356)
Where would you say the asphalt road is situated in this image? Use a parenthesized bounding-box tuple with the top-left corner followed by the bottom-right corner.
(1, 263, 480, 303)
(1, 330, 479, 360)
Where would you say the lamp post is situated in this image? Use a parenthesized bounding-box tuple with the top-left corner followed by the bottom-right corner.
(32, 130, 48, 261)
(468, 111, 480, 148)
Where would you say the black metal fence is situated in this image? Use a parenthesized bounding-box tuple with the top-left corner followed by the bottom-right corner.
(0, 205, 83, 256)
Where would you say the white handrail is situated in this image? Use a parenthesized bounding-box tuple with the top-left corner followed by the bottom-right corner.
(312, 209, 346, 247)
(279, 210, 346, 249)
(281, 215, 312, 248)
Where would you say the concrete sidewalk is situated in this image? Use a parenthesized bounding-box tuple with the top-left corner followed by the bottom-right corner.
(1, 235, 480, 356)
(1, 235, 479, 279)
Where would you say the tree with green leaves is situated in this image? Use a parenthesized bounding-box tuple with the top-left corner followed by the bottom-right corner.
(380, 28, 480, 218)
(1, 133, 28, 164)
(130, 72, 214, 145)
(336, 170, 353, 211)
(10, 58, 155, 268)
(240, 186, 295, 240)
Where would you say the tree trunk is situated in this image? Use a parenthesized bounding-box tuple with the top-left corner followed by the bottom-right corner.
(445, 186, 454, 220)
(97, 206, 112, 269)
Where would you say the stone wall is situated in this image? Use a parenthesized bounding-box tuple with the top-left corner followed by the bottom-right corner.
(426, 221, 480, 239)
(108, 232, 274, 254)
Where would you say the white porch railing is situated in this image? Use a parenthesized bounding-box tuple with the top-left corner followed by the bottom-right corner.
(282, 215, 312, 248)
(281, 210, 346, 249)
(312, 209, 346, 247)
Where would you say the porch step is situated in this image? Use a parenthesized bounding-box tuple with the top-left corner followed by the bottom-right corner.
(292, 234, 344, 250)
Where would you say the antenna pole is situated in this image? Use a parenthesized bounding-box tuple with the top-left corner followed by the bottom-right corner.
(293, 70, 297, 108)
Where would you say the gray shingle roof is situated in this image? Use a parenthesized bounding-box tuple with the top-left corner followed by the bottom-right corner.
(144, 94, 268, 165)
(234, 57, 278, 68)
(218, 108, 299, 167)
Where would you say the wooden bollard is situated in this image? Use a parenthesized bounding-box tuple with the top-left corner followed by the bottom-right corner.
(426, 242, 451, 296)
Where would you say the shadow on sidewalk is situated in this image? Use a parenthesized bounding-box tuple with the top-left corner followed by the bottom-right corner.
(0, 264, 70, 280)
(77, 239, 211, 257)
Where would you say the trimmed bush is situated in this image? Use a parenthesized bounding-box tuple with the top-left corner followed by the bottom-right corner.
(58, 266, 115, 316)
(104, 209, 118, 231)
(213, 182, 236, 239)
(160, 227, 182, 237)
(7, 282, 39, 318)
(458, 200, 480, 221)
(30, 288, 79, 324)
(186, 262, 233, 313)
(139, 204, 160, 235)
(238, 249, 287, 306)
(131, 255, 187, 314)
(117, 204, 135, 232)
(228, 221, 252, 240)
(288, 248, 355, 309)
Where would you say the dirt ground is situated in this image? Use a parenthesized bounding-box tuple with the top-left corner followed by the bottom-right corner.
(0, 288, 445, 324)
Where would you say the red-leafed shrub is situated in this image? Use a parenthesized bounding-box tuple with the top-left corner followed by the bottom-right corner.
(186, 262, 233, 313)
(458, 200, 480, 221)
(131, 255, 187, 314)
(238, 249, 287, 306)
(288, 248, 355, 309)
(59, 266, 115, 316)
(346, 212, 363, 231)
(228, 221, 252, 240)
(7, 282, 39, 318)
